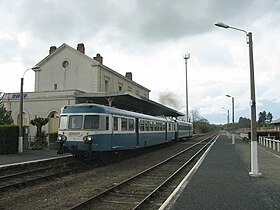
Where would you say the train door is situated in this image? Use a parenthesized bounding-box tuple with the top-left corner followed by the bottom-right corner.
(111, 116, 119, 149)
(165, 122, 168, 141)
(136, 118, 139, 147)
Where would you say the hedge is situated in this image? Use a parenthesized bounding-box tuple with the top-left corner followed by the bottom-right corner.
(0, 125, 19, 154)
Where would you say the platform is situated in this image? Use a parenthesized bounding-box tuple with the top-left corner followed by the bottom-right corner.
(162, 133, 280, 210)
(0, 149, 69, 168)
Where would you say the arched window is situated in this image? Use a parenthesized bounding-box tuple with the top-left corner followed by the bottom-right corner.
(48, 111, 60, 133)
(17, 112, 29, 126)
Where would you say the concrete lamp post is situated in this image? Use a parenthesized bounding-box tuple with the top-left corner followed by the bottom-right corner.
(215, 22, 261, 177)
(19, 65, 40, 153)
(221, 107, 230, 137)
(226, 94, 235, 144)
(183, 53, 190, 122)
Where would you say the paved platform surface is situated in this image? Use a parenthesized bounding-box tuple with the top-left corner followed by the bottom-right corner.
(166, 134, 280, 210)
(0, 149, 63, 167)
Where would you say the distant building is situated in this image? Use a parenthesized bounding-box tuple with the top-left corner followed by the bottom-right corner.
(4, 43, 150, 138)
(270, 118, 280, 131)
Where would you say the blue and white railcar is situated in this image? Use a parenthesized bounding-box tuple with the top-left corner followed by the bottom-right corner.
(176, 121, 193, 139)
(57, 103, 176, 156)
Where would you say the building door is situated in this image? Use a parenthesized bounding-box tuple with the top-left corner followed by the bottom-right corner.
(48, 111, 60, 133)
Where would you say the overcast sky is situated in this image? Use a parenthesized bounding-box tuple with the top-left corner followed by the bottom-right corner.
(1, 0, 279, 124)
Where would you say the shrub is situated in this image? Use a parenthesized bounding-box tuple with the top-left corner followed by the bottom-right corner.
(0, 125, 19, 154)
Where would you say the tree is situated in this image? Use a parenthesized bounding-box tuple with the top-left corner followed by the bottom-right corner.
(30, 117, 49, 145)
(257, 111, 273, 127)
(190, 109, 218, 133)
(258, 111, 267, 127)
(237, 117, 250, 129)
(0, 92, 13, 125)
(266, 112, 273, 123)
(190, 109, 202, 122)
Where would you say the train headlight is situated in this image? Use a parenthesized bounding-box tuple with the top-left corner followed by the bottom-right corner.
(57, 135, 67, 141)
(83, 136, 93, 142)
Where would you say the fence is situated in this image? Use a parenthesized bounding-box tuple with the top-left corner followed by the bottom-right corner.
(259, 136, 280, 152)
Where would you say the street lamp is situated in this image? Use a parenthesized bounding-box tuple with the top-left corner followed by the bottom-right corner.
(19, 65, 40, 153)
(215, 22, 260, 176)
(221, 107, 230, 134)
(226, 94, 235, 144)
(183, 53, 190, 122)
(221, 107, 229, 130)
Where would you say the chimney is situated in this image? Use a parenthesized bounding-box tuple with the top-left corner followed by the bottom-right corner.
(93, 53, 103, 64)
(125, 72, 132, 81)
(77, 43, 85, 54)
(49, 46, 57, 55)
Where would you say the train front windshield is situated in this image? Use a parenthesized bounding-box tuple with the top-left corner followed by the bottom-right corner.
(59, 115, 109, 131)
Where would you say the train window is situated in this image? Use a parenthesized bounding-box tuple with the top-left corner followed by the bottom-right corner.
(157, 122, 160, 131)
(140, 120, 144, 131)
(121, 118, 128, 131)
(84, 115, 99, 129)
(106, 116, 109, 130)
(69, 115, 83, 129)
(149, 121, 153, 131)
(59, 115, 68, 129)
(159, 122, 162, 131)
(154, 122, 158, 131)
(113, 117, 118, 131)
(144, 121, 149, 131)
(128, 119, 134, 131)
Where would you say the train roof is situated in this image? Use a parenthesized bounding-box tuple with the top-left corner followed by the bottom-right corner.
(61, 103, 172, 121)
(177, 120, 193, 126)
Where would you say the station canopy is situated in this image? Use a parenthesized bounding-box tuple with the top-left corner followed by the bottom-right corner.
(75, 91, 184, 117)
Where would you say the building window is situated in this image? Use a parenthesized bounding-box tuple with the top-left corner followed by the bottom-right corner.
(118, 83, 123, 91)
(62, 60, 70, 70)
(105, 80, 109, 92)
(54, 84, 58, 90)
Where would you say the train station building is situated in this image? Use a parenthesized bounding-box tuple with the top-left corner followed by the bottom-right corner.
(4, 43, 183, 141)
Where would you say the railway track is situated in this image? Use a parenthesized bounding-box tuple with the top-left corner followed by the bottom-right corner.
(0, 156, 84, 191)
(70, 134, 217, 210)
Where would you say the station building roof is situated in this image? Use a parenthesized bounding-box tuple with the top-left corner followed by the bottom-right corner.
(75, 91, 184, 117)
(270, 118, 280, 125)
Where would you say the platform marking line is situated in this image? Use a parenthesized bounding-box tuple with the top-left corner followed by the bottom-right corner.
(0, 154, 72, 169)
(258, 146, 280, 159)
(159, 135, 219, 210)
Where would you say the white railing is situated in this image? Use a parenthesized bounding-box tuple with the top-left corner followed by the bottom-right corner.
(240, 133, 249, 140)
(259, 136, 280, 152)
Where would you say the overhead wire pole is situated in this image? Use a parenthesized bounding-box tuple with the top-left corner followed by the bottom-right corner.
(183, 53, 190, 122)
(215, 22, 261, 177)
(226, 94, 235, 144)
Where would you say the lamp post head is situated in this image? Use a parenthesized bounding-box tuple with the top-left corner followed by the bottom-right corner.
(31, 65, 40, 71)
(226, 94, 231, 98)
(215, 22, 229, 29)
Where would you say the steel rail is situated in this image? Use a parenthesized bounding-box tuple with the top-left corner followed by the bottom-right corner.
(70, 134, 216, 210)
(133, 135, 216, 209)
(0, 162, 84, 192)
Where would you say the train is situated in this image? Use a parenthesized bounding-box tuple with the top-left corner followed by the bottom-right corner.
(57, 103, 193, 157)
